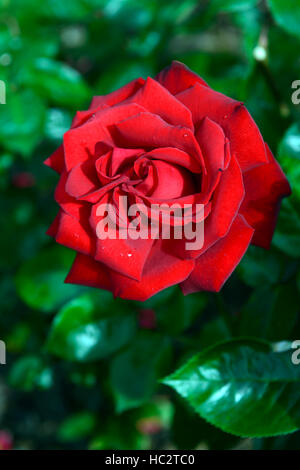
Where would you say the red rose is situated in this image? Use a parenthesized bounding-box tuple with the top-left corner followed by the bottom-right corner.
(45, 61, 291, 301)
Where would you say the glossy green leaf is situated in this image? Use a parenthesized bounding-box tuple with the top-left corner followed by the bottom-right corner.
(0, 89, 46, 156)
(238, 245, 283, 287)
(163, 339, 300, 437)
(210, 0, 258, 13)
(47, 294, 136, 361)
(198, 317, 232, 350)
(110, 332, 171, 411)
(156, 290, 207, 335)
(9, 355, 53, 391)
(15, 246, 79, 312)
(23, 58, 90, 107)
(172, 398, 237, 450)
(268, 0, 300, 39)
(239, 284, 299, 340)
(44, 108, 72, 141)
(273, 199, 300, 258)
(278, 122, 300, 202)
(58, 412, 96, 442)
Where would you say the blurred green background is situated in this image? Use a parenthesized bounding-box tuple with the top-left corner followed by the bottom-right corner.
(0, 0, 300, 450)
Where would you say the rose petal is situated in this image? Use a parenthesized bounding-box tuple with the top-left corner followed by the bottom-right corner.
(240, 144, 291, 249)
(109, 239, 195, 301)
(126, 77, 194, 129)
(55, 211, 95, 256)
(181, 214, 254, 293)
(63, 103, 146, 171)
(171, 152, 244, 259)
(112, 111, 205, 171)
(94, 237, 154, 282)
(136, 159, 196, 199)
(145, 147, 201, 173)
(65, 158, 99, 198)
(65, 253, 112, 290)
(55, 171, 88, 219)
(46, 212, 61, 237)
(88, 193, 155, 281)
(89, 78, 145, 109)
(196, 117, 227, 198)
(44, 145, 65, 174)
(177, 83, 268, 172)
(155, 60, 209, 95)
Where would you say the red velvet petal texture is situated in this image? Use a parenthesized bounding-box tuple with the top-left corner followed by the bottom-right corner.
(125, 77, 194, 129)
(65, 253, 112, 290)
(177, 83, 268, 172)
(63, 103, 146, 171)
(55, 211, 94, 256)
(44, 145, 65, 174)
(109, 239, 195, 301)
(181, 214, 254, 293)
(155, 61, 209, 95)
(240, 144, 291, 249)
(89, 78, 145, 109)
(112, 112, 204, 169)
(171, 152, 244, 260)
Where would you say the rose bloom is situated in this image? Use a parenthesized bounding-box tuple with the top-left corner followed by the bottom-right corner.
(45, 61, 291, 301)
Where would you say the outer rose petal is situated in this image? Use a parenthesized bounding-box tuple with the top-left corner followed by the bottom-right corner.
(125, 77, 194, 129)
(65, 253, 112, 290)
(55, 211, 95, 256)
(44, 145, 65, 174)
(181, 214, 254, 294)
(63, 103, 146, 171)
(155, 61, 209, 95)
(240, 144, 291, 249)
(55, 171, 86, 219)
(94, 237, 155, 281)
(46, 212, 61, 237)
(109, 239, 195, 301)
(177, 83, 268, 172)
(89, 78, 145, 109)
(91, 210, 155, 282)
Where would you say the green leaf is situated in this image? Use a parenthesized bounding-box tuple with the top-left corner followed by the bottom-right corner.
(238, 245, 283, 287)
(58, 412, 96, 442)
(9, 356, 53, 391)
(210, 0, 258, 13)
(15, 246, 79, 312)
(268, 0, 300, 39)
(198, 317, 232, 350)
(23, 58, 90, 107)
(278, 122, 300, 202)
(172, 398, 238, 450)
(239, 284, 299, 341)
(0, 88, 46, 156)
(273, 198, 300, 258)
(156, 290, 207, 335)
(44, 108, 72, 141)
(110, 332, 171, 411)
(47, 293, 136, 361)
(163, 339, 300, 437)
